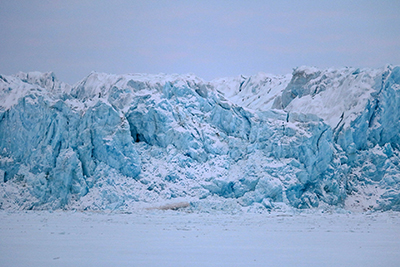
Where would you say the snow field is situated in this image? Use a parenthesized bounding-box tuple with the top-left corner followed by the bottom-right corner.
(1, 209, 399, 267)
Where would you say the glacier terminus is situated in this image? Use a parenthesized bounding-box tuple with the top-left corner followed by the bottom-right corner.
(1, 65, 400, 212)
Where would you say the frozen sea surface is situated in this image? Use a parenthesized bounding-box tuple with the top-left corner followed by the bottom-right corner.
(1, 210, 399, 267)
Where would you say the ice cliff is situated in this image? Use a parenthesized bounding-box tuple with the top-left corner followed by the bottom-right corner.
(1, 66, 400, 211)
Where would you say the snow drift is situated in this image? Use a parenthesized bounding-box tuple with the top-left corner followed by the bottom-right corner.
(1, 66, 400, 211)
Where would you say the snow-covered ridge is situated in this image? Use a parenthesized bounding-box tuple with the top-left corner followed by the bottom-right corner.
(211, 72, 292, 111)
(1, 66, 400, 212)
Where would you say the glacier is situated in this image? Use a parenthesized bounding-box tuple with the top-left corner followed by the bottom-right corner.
(0, 66, 400, 211)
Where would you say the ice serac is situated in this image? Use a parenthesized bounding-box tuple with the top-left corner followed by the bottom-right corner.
(0, 66, 400, 211)
(268, 65, 400, 210)
(0, 73, 141, 209)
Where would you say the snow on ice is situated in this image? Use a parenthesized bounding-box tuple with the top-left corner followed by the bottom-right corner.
(1, 209, 400, 267)
(1, 66, 400, 212)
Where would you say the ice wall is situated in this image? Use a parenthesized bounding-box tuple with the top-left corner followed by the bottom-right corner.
(0, 67, 399, 211)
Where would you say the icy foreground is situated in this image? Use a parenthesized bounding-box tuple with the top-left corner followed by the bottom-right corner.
(1, 66, 400, 211)
(1, 210, 400, 267)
